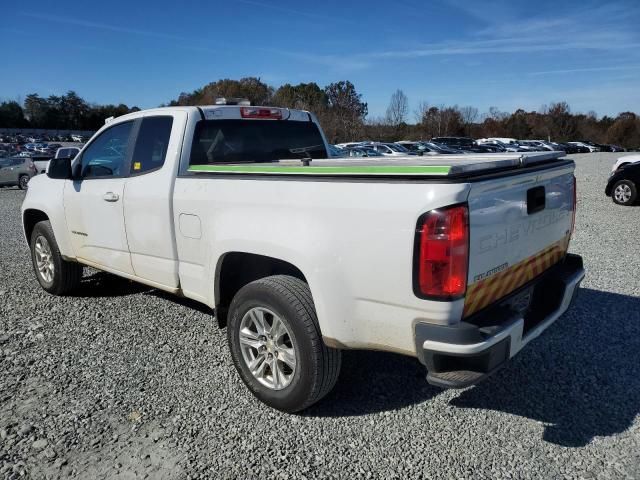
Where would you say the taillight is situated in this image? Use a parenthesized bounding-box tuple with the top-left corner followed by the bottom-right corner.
(414, 204, 469, 300)
(240, 107, 282, 120)
(571, 175, 577, 236)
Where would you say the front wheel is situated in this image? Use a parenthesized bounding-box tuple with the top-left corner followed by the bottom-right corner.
(18, 175, 30, 190)
(227, 275, 341, 412)
(30, 220, 83, 295)
(612, 180, 637, 206)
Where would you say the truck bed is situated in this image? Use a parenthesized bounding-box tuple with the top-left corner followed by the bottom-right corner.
(188, 151, 568, 178)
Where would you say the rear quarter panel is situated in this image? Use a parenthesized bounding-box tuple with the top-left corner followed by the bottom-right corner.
(173, 176, 470, 355)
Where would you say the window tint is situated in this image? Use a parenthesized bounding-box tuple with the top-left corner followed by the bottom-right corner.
(131, 116, 173, 174)
(80, 121, 133, 178)
(189, 120, 327, 166)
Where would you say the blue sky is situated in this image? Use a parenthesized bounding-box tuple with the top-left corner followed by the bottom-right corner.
(1, 0, 639, 119)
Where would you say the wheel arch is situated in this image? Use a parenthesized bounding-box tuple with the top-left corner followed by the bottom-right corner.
(23, 209, 49, 243)
(214, 252, 308, 328)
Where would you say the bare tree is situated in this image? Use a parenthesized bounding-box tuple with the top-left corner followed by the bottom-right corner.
(459, 105, 479, 136)
(385, 89, 409, 126)
(413, 100, 430, 124)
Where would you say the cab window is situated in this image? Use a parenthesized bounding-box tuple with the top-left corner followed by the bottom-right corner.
(188, 119, 327, 166)
(131, 116, 173, 174)
(80, 121, 134, 179)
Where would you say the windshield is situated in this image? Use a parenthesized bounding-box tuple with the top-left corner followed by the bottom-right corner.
(189, 120, 327, 165)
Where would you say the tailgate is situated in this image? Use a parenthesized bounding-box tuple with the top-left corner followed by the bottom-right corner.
(463, 162, 575, 318)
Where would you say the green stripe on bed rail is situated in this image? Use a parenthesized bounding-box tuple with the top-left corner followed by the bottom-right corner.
(188, 164, 452, 175)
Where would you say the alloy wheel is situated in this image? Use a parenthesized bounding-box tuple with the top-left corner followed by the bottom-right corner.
(614, 184, 632, 203)
(238, 307, 297, 390)
(34, 236, 54, 283)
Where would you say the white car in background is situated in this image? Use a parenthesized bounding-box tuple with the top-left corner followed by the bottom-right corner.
(611, 154, 640, 172)
(478, 137, 519, 145)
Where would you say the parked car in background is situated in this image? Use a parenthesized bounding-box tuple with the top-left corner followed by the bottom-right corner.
(70, 134, 84, 142)
(552, 142, 585, 154)
(606, 162, 640, 206)
(421, 141, 464, 154)
(481, 137, 519, 145)
(611, 154, 640, 172)
(0, 157, 37, 189)
(24, 143, 47, 151)
(395, 141, 441, 155)
(568, 141, 598, 153)
(335, 142, 365, 149)
(517, 140, 552, 152)
(598, 144, 625, 152)
(344, 147, 384, 157)
(32, 154, 55, 175)
(397, 141, 463, 155)
(362, 142, 414, 156)
(476, 139, 523, 152)
(579, 141, 602, 152)
(327, 145, 346, 157)
(431, 137, 495, 153)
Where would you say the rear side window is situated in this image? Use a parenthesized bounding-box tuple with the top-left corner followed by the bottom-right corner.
(188, 120, 327, 166)
(131, 116, 173, 174)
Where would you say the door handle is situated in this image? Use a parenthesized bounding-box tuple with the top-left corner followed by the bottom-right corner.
(103, 192, 120, 202)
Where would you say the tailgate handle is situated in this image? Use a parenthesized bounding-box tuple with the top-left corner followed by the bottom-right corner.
(527, 186, 546, 214)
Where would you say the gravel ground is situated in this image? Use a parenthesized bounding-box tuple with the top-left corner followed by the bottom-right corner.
(1, 152, 639, 479)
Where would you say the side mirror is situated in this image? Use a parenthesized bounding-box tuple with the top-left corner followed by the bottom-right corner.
(47, 157, 73, 180)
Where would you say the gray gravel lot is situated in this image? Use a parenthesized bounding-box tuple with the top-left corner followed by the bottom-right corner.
(1, 152, 639, 479)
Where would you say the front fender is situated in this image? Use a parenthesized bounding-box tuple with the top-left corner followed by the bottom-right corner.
(21, 176, 75, 259)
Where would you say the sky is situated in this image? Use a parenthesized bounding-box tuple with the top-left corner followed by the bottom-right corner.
(1, 0, 639, 119)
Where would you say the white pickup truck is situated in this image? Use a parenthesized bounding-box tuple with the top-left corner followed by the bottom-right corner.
(22, 103, 585, 412)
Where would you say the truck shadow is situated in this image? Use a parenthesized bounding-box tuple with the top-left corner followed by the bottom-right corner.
(73, 271, 153, 297)
(307, 288, 640, 448)
(73, 272, 213, 315)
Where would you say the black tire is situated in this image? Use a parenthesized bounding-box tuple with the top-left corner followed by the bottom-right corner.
(18, 175, 29, 190)
(611, 180, 637, 206)
(227, 275, 341, 412)
(30, 220, 83, 295)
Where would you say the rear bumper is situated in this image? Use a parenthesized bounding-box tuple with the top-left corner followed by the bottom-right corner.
(415, 254, 585, 388)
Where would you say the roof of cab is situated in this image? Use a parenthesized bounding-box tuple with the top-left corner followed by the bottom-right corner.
(110, 105, 313, 124)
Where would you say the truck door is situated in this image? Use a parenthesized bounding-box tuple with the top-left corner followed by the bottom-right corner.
(122, 114, 183, 288)
(63, 121, 135, 275)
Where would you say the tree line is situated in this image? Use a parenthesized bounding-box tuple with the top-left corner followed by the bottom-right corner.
(0, 91, 140, 131)
(1, 78, 639, 147)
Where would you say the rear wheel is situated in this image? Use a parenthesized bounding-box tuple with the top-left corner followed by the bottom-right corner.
(18, 175, 29, 190)
(227, 275, 341, 412)
(30, 221, 83, 295)
(612, 180, 637, 206)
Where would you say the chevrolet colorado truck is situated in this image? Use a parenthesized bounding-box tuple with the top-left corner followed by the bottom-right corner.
(21, 103, 585, 412)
